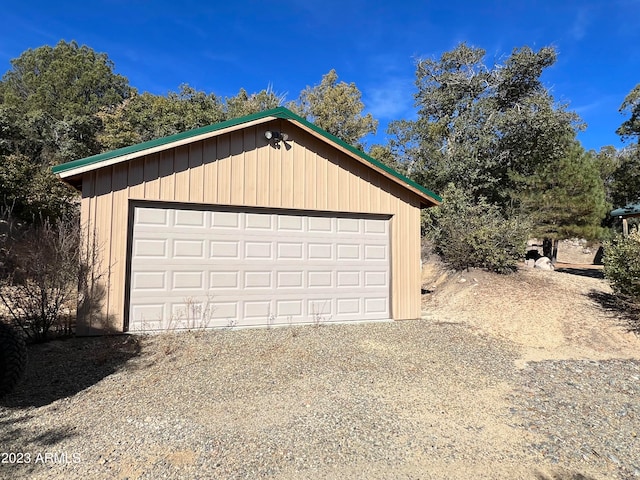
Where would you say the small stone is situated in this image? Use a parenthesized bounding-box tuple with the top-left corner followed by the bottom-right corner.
(607, 453, 621, 465)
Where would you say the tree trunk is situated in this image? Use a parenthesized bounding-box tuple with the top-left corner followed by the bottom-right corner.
(542, 238, 559, 263)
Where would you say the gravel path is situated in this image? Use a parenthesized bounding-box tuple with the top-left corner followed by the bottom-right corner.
(513, 359, 640, 479)
(1, 319, 638, 479)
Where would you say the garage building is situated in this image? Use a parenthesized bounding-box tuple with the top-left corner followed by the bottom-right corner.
(53, 107, 441, 334)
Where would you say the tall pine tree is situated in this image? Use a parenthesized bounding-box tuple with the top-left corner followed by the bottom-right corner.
(513, 141, 608, 257)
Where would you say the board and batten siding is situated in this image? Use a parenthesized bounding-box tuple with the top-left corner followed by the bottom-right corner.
(79, 120, 422, 334)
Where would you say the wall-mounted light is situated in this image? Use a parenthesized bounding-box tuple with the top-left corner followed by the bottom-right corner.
(265, 130, 288, 148)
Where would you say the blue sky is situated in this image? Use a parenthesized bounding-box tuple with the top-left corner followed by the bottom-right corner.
(1, 0, 639, 152)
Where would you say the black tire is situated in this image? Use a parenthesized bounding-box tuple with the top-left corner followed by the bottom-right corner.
(0, 322, 27, 397)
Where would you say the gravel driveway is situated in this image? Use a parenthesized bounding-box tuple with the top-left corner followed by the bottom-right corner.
(1, 320, 639, 479)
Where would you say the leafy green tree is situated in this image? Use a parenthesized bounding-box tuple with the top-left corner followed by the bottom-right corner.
(367, 144, 401, 171)
(391, 43, 605, 261)
(98, 84, 225, 150)
(0, 153, 77, 223)
(601, 84, 640, 210)
(617, 84, 640, 143)
(289, 69, 377, 148)
(0, 40, 131, 164)
(600, 144, 640, 208)
(513, 142, 609, 245)
(393, 43, 580, 206)
(604, 231, 640, 304)
(224, 86, 285, 119)
(426, 184, 529, 273)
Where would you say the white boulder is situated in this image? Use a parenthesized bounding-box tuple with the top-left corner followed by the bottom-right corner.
(534, 256, 554, 271)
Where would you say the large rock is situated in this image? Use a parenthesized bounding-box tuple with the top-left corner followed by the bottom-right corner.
(534, 256, 554, 271)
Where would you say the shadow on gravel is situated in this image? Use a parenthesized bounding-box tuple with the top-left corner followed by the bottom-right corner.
(0, 335, 141, 408)
(535, 471, 597, 480)
(587, 290, 640, 334)
(555, 266, 604, 279)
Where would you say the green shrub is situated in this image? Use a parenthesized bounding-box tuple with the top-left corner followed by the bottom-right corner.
(604, 231, 640, 303)
(425, 184, 530, 274)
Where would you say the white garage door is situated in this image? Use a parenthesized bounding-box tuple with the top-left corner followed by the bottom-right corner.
(128, 205, 390, 331)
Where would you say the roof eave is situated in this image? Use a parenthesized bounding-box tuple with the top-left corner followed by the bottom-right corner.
(54, 115, 278, 179)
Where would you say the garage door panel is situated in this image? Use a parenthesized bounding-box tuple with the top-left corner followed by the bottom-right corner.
(308, 243, 333, 260)
(134, 239, 168, 258)
(278, 215, 304, 231)
(211, 211, 240, 228)
(276, 300, 303, 317)
(337, 270, 360, 287)
(245, 213, 273, 230)
(244, 271, 273, 289)
(277, 242, 304, 259)
(307, 270, 333, 288)
(129, 207, 390, 331)
(337, 298, 361, 315)
(276, 271, 304, 288)
(130, 304, 165, 331)
(308, 216, 332, 232)
(365, 271, 388, 287)
(172, 271, 204, 290)
(337, 217, 360, 233)
(210, 240, 240, 258)
(174, 209, 206, 227)
(365, 219, 387, 234)
(137, 207, 169, 226)
(337, 244, 360, 260)
(244, 241, 273, 259)
(365, 297, 388, 314)
(365, 244, 387, 260)
(132, 271, 167, 291)
(210, 271, 239, 289)
(173, 239, 205, 258)
(243, 300, 273, 319)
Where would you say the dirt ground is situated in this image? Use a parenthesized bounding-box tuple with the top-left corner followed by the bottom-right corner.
(421, 240, 640, 366)
(2, 240, 639, 479)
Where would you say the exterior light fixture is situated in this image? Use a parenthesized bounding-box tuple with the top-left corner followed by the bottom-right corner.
(265, 131, 288, 148)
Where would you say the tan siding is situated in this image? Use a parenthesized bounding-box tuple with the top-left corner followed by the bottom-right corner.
(143, 154, 160, 200)
(304, 147, 316, 210)
(174, 145, 190, 202)
(379, 177, 392, 212)
(78, 122, 428, 333)
(94, 168, 114, 326)
(188, 143, 204, 203)
(203, 139, 218, 204)
(217, 137, 231, 204)
(292, 141, 304, 207)
(243, 129, 257, 206)
(229, 131, 244, 205)
(127, 156, 145, 199)
(338, 160, 350, 210)
(109, 163, 130, 331)
(159, 150, 175, 201)
(269, 142, 282, 206)
(78, 173, 97, 334)
(349, 160, 361, 212)
(315, 148, 328, 210)
(369, 168, 381, 212)
(359, 166, 369, 211)
(281, 141, 293, 207)
(256, 141, 270, 206)
(327, 152, 339, 211)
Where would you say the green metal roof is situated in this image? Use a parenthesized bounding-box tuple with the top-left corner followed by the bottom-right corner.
(52, 107, 441, 204)
(611, 203, 640, 217)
